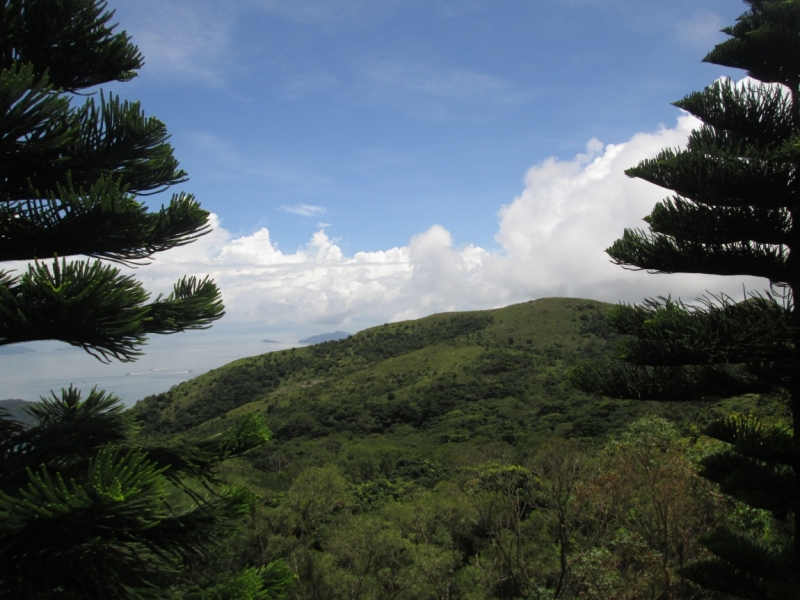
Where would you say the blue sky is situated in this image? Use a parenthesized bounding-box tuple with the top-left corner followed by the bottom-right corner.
(98, 0, 766, 332)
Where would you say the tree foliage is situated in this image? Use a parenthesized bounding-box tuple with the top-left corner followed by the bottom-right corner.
(0, 0, 224, 362)
(215, 418, 725, 599)
(0, 1, 290, 597)
(0, 387, 278, 598)
(571, 1, 800, 596)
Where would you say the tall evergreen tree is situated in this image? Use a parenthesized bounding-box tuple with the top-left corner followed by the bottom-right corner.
(0, 1, 295, 597)
(570, 1, 800, 598)
(0, 0, 223, 357)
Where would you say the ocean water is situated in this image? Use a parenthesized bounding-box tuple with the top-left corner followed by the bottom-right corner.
(0, 331, 299, 407)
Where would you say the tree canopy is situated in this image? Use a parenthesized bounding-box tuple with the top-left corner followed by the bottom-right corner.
(571, 1, 800, 597)
(0, 0, 224, 362)
(0, 1, 293, 597)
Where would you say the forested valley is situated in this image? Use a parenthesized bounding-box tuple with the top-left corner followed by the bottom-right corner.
(133, 298, 789, 599)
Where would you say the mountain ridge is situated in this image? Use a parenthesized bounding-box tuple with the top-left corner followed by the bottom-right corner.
(298, 331, 352, 344)
(134, 298, 688, 458)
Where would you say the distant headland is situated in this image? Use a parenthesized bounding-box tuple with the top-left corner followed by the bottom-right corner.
(298, 331, 352, 344)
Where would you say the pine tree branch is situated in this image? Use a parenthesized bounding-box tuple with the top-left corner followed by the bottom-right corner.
(605, 296, 793, 366)
(145, 276, 225, 336)
(0, 180, 211, 264)
(0, 0, 143, 90)
(624, 146, 794, 209)
(2, 92, 187, 201)
(606, 228, 788, 280)
(0, 447, 182, 598)
(0, 259, 224, 362)
(700, 450, 796, 517)
(569, 360, 773, 401)
(702, 1, 800, 87)
(680, 557, 769, 600)
(646, 197, 789, 246)
(0, 63, 74, 164)
(0, 387, 134, 492)
(675, 79, 794, 145)
(0, 259, 148, 360)
(704, 415, 797, 467)
(0, 392, 270, 597)
(70, 92, 188, 195)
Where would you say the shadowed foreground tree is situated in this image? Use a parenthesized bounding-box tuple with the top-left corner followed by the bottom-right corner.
(571, 1, 800, 598)
(0, 1, 294, 597)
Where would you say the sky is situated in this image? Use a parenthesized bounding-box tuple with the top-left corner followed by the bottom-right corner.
(6, 0, 778, 402)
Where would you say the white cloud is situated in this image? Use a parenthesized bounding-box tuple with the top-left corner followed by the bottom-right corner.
(133, 114, 769, 330)
(279, 204, 327, 216)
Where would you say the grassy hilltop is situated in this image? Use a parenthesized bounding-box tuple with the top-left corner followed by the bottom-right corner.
(134, 297, 704, 484)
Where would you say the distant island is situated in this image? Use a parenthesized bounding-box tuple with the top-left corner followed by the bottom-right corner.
(298, 331, 351, 344)
(262, 339, 280, 343)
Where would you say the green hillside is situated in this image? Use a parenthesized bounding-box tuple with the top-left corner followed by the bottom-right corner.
(135, 298, 676, 474)
(131, 298, 781, 599)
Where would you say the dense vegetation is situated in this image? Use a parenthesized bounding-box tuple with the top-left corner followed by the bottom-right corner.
(136, 300, 656, 450)
(133, 298, 788, 598)
(5, 0, 795, 597)
(570, 0, 800, 595)
(0, 1, 288, 597)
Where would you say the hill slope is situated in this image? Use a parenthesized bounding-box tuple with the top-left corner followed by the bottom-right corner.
(133, 298, 698, 482)
(130, 298, 771, 599)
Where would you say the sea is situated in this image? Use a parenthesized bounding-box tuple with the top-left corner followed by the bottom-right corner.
(0, 330, 300, 407)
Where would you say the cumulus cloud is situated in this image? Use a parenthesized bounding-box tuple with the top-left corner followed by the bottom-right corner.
(132, 114, 769, 330)
(279, 204, 327, 216)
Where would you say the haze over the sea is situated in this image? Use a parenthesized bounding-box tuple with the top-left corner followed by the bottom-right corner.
(0, 328, 301, 406)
